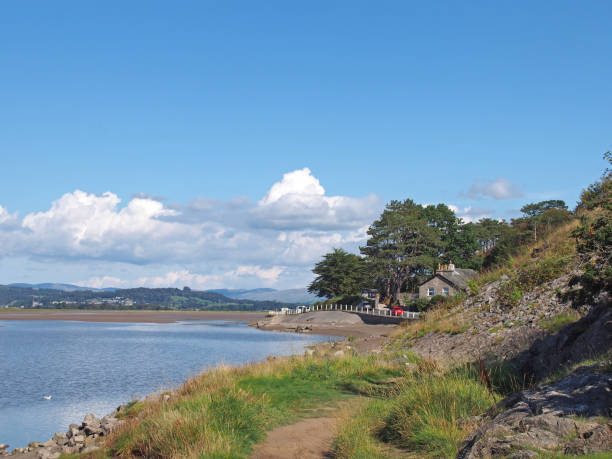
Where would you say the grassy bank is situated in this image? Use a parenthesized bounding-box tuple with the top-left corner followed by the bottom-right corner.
(66, 348, 502, 459)
(75, 353, 405, 458)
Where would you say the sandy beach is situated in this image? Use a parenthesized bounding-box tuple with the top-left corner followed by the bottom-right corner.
(0, 309, 266, 323)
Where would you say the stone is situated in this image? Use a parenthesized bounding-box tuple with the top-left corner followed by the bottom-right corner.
(82, 413, 100, 428)
(67, 424, 80, 438)
(36, 446, 62, 459)
(333, 350, 344, 357)
(456, 371, 612, 458)
(42, 439, 56, 448)
(51, 433, 67, 446)
(72, 435, 85, 444)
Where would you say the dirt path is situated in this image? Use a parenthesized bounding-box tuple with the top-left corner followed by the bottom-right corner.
(250, 415, 338, 459)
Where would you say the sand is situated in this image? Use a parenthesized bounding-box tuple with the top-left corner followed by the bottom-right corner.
(0, 309, 266, 323)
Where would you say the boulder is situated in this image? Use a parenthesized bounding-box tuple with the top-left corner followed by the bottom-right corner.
(51, 433, 67, 446)
(82, 413, 100, 429)
(456, 370, 612, 458)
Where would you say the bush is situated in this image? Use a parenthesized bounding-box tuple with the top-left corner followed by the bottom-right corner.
(497, 256, 568, 307)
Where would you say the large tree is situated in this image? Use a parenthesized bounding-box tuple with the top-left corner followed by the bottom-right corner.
(307, 248, 369, 299)
(360, 200, 440, 302)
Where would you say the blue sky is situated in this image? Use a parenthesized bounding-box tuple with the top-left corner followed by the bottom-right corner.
(0, 1, 610, 289)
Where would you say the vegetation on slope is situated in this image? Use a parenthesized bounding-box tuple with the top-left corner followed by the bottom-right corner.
(0, 285, 294, 310)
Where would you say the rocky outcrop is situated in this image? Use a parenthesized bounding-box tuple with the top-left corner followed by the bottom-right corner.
(515, 304, 612, 382)
(4, 412, 124, 458)
(457, 367, 612, 458)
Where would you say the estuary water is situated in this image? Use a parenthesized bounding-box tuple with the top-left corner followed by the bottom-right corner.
(0, 319, 333, 449)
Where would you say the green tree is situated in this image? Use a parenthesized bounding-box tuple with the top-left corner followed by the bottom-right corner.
(307, 248, 369, 299)
(360, 200, 440, 302)
(520, 200, 568, 217)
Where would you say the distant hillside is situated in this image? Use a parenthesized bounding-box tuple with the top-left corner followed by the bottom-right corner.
(233, 288, 320, 304)
(0, 285, 296, 311)
(208, 288, 276, 298)
(9, 283, 117, 292)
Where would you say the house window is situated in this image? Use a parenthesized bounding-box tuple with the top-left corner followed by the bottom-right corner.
(427, 287, 435, 296)
(443, 287, 450, 296)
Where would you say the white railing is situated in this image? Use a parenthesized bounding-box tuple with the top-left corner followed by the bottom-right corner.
(268, 304, 420, 320)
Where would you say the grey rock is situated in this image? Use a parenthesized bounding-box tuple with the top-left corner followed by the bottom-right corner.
(456, 370, 612, 458)
(82, 413, 100, 428)
(51, 433, 67, 446)
(71, 435, 85, 444)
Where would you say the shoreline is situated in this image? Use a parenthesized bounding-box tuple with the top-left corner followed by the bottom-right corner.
(2, 310, 393, 455)
(0, 309, 266, 323)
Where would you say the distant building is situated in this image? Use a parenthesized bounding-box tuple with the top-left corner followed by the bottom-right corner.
(360, 289, 381, 309)
(418, 261, 477, 298)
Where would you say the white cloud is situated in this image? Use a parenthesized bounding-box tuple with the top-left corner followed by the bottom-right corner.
(252, 168, 380, 230)
(462, 178, 523, 200)
(448, 205, 493, 223)
(0, 169, 380, 289)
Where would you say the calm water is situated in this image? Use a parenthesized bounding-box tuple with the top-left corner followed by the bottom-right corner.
(0, 319, 333, 449)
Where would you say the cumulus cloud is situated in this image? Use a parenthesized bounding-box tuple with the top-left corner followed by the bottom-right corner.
(0, 169, 380, 289)
(252, 168, 380, 230)
(448, 205, 494, 223)
(462, 178, 523, 200)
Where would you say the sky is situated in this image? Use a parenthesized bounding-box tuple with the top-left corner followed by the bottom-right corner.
(0, 1, 610, 290)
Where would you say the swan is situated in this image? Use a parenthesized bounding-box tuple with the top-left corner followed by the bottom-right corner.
(43, 395, 52, 400)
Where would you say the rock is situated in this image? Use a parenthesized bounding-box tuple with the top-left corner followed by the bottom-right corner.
(305, 349, 315, 356)
(100, 414, 119, 432)
(82, 413, 100, 428)
(456, 370, 612, 458)
(72, 435, 85, 444)
(67, 424, 80, 438)
(81, 445, 100, 453)
(51, 433, 67, 446)
(333, 350, 344, 357)
(163, 394, 171, 402)
(27, 441, 42, 449)
(36, 446, 61, 459)
(41, 440, 55, 448)
(564, 423, 612, 455)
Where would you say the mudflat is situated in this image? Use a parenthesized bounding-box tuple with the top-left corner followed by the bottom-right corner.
(0, 309, 266, 323)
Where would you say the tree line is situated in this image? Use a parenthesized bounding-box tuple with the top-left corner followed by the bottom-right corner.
(309, 198, 574, 305)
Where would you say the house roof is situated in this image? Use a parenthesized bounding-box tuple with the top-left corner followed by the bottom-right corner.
(420, 268, 478, 290)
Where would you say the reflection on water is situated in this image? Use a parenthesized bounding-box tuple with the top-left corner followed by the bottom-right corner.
(0, 319, 333, 449)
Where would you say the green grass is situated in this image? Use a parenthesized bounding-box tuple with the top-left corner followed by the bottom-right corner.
(379, 373, 495, 458)
(333, 362, 499, 459)
(102, 355, 402, 458)
(333, 398, 399, 459)
(539, 310, 582, 333)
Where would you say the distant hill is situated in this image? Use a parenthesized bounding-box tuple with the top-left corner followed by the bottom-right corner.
(208, 288, 276, 298)
(225, 288, 320, 304)
(0, 285, 296, 310)
(9, 283, 117, 292)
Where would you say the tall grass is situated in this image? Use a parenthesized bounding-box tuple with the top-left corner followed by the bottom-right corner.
(100, 355, 402, 458)
(380, 373, 495, 458)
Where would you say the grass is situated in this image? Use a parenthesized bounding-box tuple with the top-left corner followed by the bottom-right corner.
(333, 398, 399, 459)
(91, 354, 402, 459)
(539, 310, 582, 333)
(334, 364, 498, 459)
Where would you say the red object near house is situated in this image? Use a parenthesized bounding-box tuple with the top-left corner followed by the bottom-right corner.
(391, 306, 404, 315)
